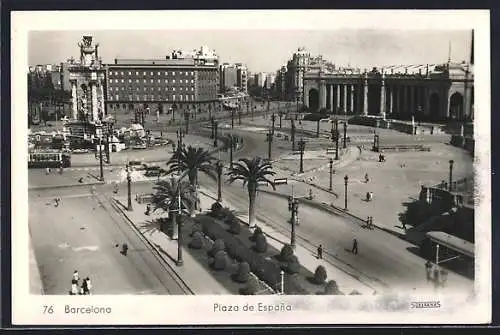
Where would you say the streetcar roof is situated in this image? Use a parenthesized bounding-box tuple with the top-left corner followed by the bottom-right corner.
(425, 231, 474, 258)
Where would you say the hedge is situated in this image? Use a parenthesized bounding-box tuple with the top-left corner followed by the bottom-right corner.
(234, 262, 250, 283)
(313, 265, 327, 284)
(189, 232, 204, 249)
(213, 250, 227, 270)
(198, 216, 307, 294)
(254, 234, 268, 253)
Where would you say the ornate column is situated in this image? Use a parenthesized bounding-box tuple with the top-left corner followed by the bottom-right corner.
(350, 85, 355, 114)
(343, 84, 348, 113)
(91, 82, 98, 121)
(336, 84, 341, 110)
(379, 73, 386, 117)
(99, 80, 105, 116)
(71, 80, 78, 120)
(363, 74, 369, 115)
(396, 85, 401, 116)
(330, 84, 334, 111)
(319, 82, 327, 109)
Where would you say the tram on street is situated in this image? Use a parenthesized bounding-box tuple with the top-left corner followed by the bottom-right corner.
(28, 150, 71, 168)
(419, 231, 474, 262)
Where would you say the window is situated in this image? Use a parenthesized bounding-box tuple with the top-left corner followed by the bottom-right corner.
(172, 95, 176, 101)
(115, 94, 119, 100)
(109, 79, 113, 83)
(121, 87, 124, 91)
(172, 71, 175, 76)
(109, 96, 113, 101)
(180, 87, 183, 91)
(179, 95, 183, 101)
(191, 87, 194, 91)
(144, 95, 148, 100)
(128, 72, 131, 75)
(151, 95, 154, 100)
(109, 71, 113, 76)
(185, 71, 188, 76)
(136, 71, 139, 75)
(143, 79, 146, 83)
(136, 79, 139, 83)
(165, 71, 168, 75)
(172, 87, 176, 91)
(129, 94, 133, 100)
(136, 95, 140, 100)
(158, 79, 161, 83)
(191, 79, 194, 83)
(121, 79, 124, 83)
(143, 71, 146, 75)
(151, 79, 154, 83)
(121, 71, 124, 75)
(129, 79, 132, 83)
(144, 87, 148, 91)
(191, 71, 194, 76)
(172, 79, 176, 83)
(165, 79, 168, 83)
(157, 87, 161, 91)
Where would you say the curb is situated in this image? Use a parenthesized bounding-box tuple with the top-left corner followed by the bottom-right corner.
(29, 180, 105, 191)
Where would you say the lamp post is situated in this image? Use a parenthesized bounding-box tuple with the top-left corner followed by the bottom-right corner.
(266, 130, 273, 161)
(126, 162, 133, 211)
(210, 117, 215, 139)
(291, 119, 296, 151)
(288, 194, 299, 249)
(184, 111, 190, 134)
(238, 102, 242, 125)
(344, 175, 349, 210)
(216, 160, 223, 202)
(343, 121, 347, 149)
(448, 160, 454, 191)
(278, 111, 284, 129)
(372, 131, 380, 152)
(228, 134, 235, 168)
(213, 121, 218, 147)
(298, 138, 306, 173)
(99, 138, 104, 181)
(171, 103, 177, 121)
(231, 108, 235, 129)
(334, 119, 340, 160)
(271, 113, 276, 135)
(329, 158, 334, 191)
(168, 175, 184, 266)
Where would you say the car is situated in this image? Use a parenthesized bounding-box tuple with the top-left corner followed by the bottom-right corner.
(145, 169, 162, 177)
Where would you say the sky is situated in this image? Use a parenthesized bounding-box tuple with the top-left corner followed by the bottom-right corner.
(29, 30, 472, 73)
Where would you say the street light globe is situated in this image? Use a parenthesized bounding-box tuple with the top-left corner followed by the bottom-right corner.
(344, 175, 349, 182)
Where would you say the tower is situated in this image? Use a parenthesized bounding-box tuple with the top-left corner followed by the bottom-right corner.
(68, 35, 106, 123)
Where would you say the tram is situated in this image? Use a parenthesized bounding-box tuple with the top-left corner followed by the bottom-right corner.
(28, 150, 71, 168)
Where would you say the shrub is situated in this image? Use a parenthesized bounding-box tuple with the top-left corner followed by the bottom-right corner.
(224, 211, 237, 225)
(280, 244, 294, 262)
(228, 219, 242, 235)
(209, 239, 225, 256)
(254, 234, 268, 253)
(210, 202, 223, 217)
(243, 276, 259, 295)
(234, 262, 251, 283)
(212, 250, 227, 270)
(190, 223, 203, 236)
(285, 260, 301, 274)
(313, 265, 327, 284)
(250, 226, 263, 241)
(324, 280, 341, 295)
(198, 216, 308, 294)
(349, 290, 362, 295)
(189, 232, 204, 249)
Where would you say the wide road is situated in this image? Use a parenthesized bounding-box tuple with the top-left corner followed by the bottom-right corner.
(29, 190, 190, 295)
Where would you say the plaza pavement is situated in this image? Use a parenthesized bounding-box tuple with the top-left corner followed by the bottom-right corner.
(268, 142, 473, 238)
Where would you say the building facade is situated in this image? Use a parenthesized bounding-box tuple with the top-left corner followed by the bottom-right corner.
(105, 47, 219, 116)
(303, 62, 474, 121)
(236, 63, 248, 93)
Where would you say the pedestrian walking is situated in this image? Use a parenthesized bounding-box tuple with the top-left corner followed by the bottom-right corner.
(365, 173, 369, 183)
(369, 216, 373, 229)
(352, 238, 358, 255)
(46, 167, 51, 175)
(366, 216, 371, 229)
(402, 221, 407, 230)
(81, 277, 91, 295)
(53, 198, 60, 207)
(85, 277, 92, 294)
(145, 204, 151, 216)
(317, 244, 323, 259)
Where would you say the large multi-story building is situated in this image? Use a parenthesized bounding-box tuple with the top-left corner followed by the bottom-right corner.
(105, 46, 219, 116)
(235, 63, 248, 93)
(285, 47, 310, 102)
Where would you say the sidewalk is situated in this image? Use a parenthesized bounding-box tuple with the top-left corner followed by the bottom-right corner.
(29, 235, 44, 294)
(28, 169, 106, 190)
(112, 195, 231, 295)
(198, 188, 376, 295)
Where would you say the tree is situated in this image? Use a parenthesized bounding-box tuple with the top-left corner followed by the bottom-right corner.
(189, 232, 204, 249)
(151, 177, 196, 240)
(280, 244, 294, 262)
(235, 262, 251, 283)
(324, 280, 341, 295)
(254, 233, 268, 253)
(167, 146, 216, 210)
(212, 250, 227, 270)
(226, 157, 276, 227)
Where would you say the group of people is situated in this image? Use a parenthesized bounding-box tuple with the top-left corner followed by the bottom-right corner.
(70, 270, 92, 295)
(365, 216, 374, 229)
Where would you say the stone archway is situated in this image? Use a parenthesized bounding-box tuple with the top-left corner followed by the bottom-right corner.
(308, 88, 319, 112)
(449, 92, 464, 120)
(429, 93, 440, 120)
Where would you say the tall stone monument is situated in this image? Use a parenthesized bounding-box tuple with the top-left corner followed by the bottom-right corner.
(68, 35, 106, 122)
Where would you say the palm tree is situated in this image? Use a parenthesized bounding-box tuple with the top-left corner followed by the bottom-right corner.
(167, 145, 216, 210)
(152, 177, 196, 265)
(227, 157, 276, 228)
